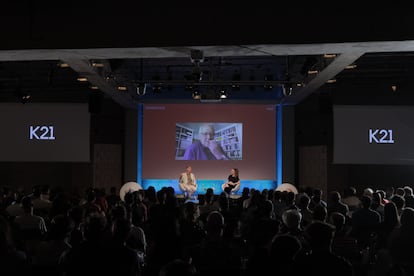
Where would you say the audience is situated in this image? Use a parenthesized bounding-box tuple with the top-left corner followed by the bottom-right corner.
(1, 182, 414, 276)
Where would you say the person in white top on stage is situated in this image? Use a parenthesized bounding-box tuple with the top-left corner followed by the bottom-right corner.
(179, 165, 198, 198)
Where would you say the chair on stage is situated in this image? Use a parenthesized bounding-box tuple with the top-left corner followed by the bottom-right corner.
(179, 182, 198, 199)
(221, 181, 240, 195)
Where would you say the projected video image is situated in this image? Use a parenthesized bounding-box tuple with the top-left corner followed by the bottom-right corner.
(175, 122, 242, 160)
(143, 103, 276, 180)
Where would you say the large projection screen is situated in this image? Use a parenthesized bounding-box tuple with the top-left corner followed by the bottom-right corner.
(0, 103, 90, 162)
(333, 105, 414, 165)
(142, 104, 277, 183)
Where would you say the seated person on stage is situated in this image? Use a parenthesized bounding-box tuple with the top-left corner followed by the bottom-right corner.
(179, 165, 198, 198)
(183, 123, 229, 160)
(221, 168, 240, 194)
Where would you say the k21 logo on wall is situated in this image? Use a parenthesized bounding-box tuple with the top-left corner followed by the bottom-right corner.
(29, 126, 56, 140)
(369, 128, 394, 144)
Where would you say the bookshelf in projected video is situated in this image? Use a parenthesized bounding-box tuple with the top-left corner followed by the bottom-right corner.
(176, 124, 194, 159)
(215, 124, 242, 160)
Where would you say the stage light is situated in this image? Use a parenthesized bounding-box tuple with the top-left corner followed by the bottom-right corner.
(190, 49, 204, 63)
(282, 84, 293, 96)
(231, 72, 240, 91)
(21, 94, 31, 104)
(91, 61, 104, 68)
(152, 75, 163, 93)
(219, 89, 228, 99)
(192, 90, 201, 100)
(184, 84, 193, 91)
(57, 62, 69, 68)
(15, 87, 31, 104)
(77, 77, 88, 82)
(152, 84, 162, 93)
(136, 83, 147, 96)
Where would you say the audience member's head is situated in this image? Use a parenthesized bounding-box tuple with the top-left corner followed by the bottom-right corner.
(313, 205, 328, 222)
(329, 212, 346, 232)
(363, 188, 374, 198)
(330, 191, 342, 203)
(84, 213, 107, 242)
(376, 189, 387, 203)
(21, 196, 33, 213)
(383, 201, 399, 227)
(112, 217, 131, 242)
(49, 214, 74, 240)
(403, 186, 413, 197)
(391, 195, 405, 211)
(270, 234, 302, 261)
(241, 187, 250, 197)
(297, 193, 311, 209)
(305, 221, 335, 251)
(344, 186, 357, 197)
(282, 209, 302, 230)
(159, 259, 198, 276)
(404, 195, 414, 209)
(206, 211, 224, 237)
(372, 191, 384, 207)
(395, 187, 405, 197)
(385, 186, 395, 199)
(399, 207, 414, 233)
(183, 201, 200, 221)
(361, 195, 373, 209)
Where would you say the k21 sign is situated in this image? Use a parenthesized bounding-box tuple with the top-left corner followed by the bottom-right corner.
(29, 125, 56, 140)
(369, 128, 394, 144)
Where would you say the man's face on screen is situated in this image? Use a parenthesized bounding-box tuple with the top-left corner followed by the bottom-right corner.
(198, 125, 215, 147)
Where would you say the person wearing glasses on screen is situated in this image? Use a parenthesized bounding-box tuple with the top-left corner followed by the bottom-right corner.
(183, 123, 229, 160)
(221, 168, 240, 194)
(179, 165, 198, 198)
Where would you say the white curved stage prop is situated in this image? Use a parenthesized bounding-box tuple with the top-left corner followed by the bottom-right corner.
(275, 183, 298, 195)
(119, 181, 143, 201)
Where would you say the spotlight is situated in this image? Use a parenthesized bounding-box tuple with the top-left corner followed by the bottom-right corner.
(21, 94, 31, 104)
(219, 89, 228, 99)
(136, 83, 147, 96)
(192, 89, 201, 100)
(231, 72, 240, 91)
(152, 84, 162, 93)
(190, 49, 204, 63)
(282, 84, 293, 96)
(57, 61, 69, 68)
(15, 88, 31, 104)
(184, 84, 193, 91)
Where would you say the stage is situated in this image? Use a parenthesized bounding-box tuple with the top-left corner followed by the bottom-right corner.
(142, 179, 277, 195)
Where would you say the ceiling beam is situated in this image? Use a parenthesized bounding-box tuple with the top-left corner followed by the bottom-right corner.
(1, 41, 414, 61)
(281, 51, 365, 105)
(62, 58, 137, 109)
